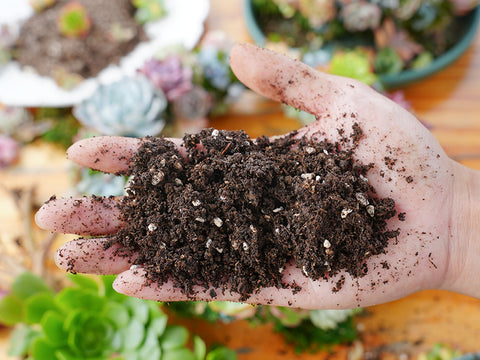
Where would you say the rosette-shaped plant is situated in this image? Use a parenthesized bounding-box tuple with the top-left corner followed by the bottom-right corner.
(297, 0, 336, 29)
(340, 1, 382, 32)
(73, 76, 167, 137)
(195, 44, 245, 114)
(132, 0, 167, 24)
(0, 273, 237, 360)
(57, 1, 91, 38)
(267, 306, 361, 353)
(138, 56, 193, 101)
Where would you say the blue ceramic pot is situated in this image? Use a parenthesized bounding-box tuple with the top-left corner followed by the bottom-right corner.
(244, 0, 480, 89)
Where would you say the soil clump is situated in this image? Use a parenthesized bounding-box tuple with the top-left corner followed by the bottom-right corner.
(111, 127, 399, 301)
(14, 0, 146, 80)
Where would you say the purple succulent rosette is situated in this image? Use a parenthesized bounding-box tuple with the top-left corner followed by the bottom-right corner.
(138, 55, 193, 101)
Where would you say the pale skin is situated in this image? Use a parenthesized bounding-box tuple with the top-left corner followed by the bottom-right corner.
(35, 43, 480, 309)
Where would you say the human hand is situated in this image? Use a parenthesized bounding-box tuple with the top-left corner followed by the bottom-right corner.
(36, 43, 480, 309)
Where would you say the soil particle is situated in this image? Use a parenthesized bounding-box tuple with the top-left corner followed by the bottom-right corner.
(110, 127, 399, 301)
(14, 0, 146, 79)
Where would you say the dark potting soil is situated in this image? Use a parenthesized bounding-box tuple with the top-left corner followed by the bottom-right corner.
(14, 0, 146, 80)
(111, 127, 399, 301)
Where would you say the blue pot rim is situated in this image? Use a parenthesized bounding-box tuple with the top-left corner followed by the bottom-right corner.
(243, 0, 480, 88)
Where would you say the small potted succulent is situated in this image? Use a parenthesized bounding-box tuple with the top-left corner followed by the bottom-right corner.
(57, 1, 91, 38)
(246, 0, 480, 87)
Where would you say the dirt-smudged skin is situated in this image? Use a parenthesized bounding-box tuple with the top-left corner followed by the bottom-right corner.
(109, 127, 398, 301)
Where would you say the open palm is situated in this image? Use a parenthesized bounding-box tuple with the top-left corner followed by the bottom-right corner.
(37, 43, 465, 309)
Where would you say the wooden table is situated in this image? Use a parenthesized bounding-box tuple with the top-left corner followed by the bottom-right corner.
(1, 0, 480, 358)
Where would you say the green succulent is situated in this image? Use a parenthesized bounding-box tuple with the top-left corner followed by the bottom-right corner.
(0, 273, 236, 360)
(329, 49, 379, 86)
(168, 300, 361, 354)
(132, 0, 166, 24)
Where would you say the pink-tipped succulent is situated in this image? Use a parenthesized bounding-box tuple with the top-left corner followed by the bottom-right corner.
(57, 1, 91, 38)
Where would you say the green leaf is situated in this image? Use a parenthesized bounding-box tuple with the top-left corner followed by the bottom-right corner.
(162, 348, 196, 360)
(148, 301, 165, 318)
(0, 294, 24, 325)
(56, 288, 105, 313)
(41, 114, 80, 149)
(160, 326, 189, 350)
(41, 311, 67, 347)
(125, 297, 150, 324)
(121, 318, 145, 351)
(206, 347, 237, 360)
(63, 310, 84, 333)
(138, 329, 161, 360)
(31, 337, 57, 360)
(55, 348, 94, 360)
(139, 346, 161, 360)
(193, 336, 206, 360)
(67, 313, 115, 358)
(67, 273, 99, 292)
(148, 315, 168, 337)
(25, 292, 59, 324)
(102, 301, 130, 328)
(11, 272, 53, 300)
(7, 324, 41, 356)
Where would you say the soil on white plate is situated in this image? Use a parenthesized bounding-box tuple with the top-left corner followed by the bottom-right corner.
(14, 0, 146, 80)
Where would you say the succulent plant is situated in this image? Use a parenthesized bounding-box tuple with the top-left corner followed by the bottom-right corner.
(172, 86, 211, 120)
(132, 0, 166, 24)
(57, 1, 91, 38)
(195, 44, 245, 115)
(340, 1, 382, 32)
(138, 56, 193, 102)
(196, 47, 232, 91)
(329, 50, 378, 86)
(308, 309, 358, 331)
(298, 0, 336, 29)
(0, 273, 237, 360)
(73, 76, 167, 137)
(255, 0, 475, 77)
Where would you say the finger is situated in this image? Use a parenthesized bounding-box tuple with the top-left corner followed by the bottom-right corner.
(56, 238, 137, 274)
(229, 43, 366, 117)
(35, 196, 123, 236)
(112, 266, 334, 309)
(67, 136, 184, 174)
(67, 136, 142, 174)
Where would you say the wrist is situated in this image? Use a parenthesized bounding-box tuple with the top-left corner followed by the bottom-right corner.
(442, 161, 480, 296)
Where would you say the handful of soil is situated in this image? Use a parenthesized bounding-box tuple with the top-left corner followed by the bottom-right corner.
(112, 127, 398, 300)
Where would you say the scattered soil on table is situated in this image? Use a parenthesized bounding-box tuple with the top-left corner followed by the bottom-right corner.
(110, 127, 399, 301)
(14, 0, 146, 80)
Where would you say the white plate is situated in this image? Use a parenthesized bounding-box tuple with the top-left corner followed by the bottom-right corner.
(0, 0, 210, 107)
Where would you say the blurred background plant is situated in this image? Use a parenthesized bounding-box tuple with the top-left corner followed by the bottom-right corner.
(132, 0, 166, 24)
(251, 0, 480, 77)
(168, 301, 361, 354)
(0, 272, 237, 360)
(418, 343, 463, 360)
(57, 1, 91, 38)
